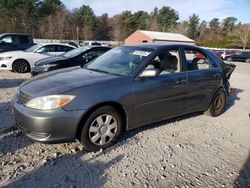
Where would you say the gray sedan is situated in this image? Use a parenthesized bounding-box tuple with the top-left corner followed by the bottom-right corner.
(11, 43, 235, 151)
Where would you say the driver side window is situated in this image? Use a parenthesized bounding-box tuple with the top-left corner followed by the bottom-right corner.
(146, 49, 181, 75)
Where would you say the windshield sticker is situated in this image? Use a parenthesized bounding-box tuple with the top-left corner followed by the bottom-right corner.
(132, 50, 151, 57)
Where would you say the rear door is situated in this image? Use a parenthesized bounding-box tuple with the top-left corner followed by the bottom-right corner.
(182, 47, 222, 113)
(132, 47, 187, 127)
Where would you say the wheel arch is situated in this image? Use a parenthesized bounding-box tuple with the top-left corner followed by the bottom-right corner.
(12, 58, 31, 71)
(205, 86, 227, 111)
(76, 101, 128, 140)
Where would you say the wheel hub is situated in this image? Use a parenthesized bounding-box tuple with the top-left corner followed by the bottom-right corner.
(100, 125, 108, 134)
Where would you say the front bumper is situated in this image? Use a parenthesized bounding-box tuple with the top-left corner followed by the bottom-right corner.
(11, 94, 86, 143)
(0, 60, 12, 70)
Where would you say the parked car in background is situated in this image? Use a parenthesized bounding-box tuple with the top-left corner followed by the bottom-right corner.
(80, 41, 102, 46)
(31, 46, 111, 76)
(211, 50, 222, 59)
(12, 44, 235, 151)
(0, 33, 34, 53)
(220, 50, 235, 60)
(226, 51, 250, 63)
(0, 43, 75, 73)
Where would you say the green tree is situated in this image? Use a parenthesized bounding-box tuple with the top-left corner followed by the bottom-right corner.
(209, 18, 220, 33)
(38, 0, 62, 16)
(222, 17, 237, 34)
(72, 5, 96, 40)
(130, 11, 149, 31)
(156, 6, 179, 32)
(95, 13, 112, 40)
(148, 7, 159, 30)
(187, 14, 200, 40)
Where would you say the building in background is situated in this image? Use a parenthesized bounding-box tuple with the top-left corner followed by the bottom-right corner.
(125, 30, 195, 45)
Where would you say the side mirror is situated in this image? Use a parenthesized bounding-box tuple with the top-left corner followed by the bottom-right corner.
(139, 68, 159, 78)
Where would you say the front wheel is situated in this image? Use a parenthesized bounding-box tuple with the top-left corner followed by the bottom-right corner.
(80, 106, 123, 151)
(12, 59, 30, 73)
(205, 89, 226, 117)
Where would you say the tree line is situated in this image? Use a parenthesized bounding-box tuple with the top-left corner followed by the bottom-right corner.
(0, 0, 249, 49)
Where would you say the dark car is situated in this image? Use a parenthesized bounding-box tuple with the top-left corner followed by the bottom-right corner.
(0, 33, 34, 53)
(226, 51, 250, 63)
(12, 44, 235, 151)
(31, 46, 111, 76)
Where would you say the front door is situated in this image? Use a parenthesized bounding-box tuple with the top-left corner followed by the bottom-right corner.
(132, 48, 187, 127)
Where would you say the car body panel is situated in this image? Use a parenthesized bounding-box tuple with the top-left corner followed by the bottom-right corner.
(11, 43, 234, 144)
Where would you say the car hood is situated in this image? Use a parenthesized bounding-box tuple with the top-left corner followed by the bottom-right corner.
(35, 55, 67, 66)
(20, 67, 118, 97)
(0, 50, 25, 57)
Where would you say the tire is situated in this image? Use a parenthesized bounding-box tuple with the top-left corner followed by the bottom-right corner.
(80, 106, 123, 151)
(12, 59, 30, 73)
(226, 57, 232, 62)
(246, 58, 250, 63)
(205, 89, 226, 117)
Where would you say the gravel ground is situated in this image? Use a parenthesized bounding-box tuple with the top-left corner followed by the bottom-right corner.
(0, 63, 250, 188)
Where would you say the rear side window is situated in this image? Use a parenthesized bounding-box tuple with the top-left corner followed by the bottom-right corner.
(37, 45, 56, 53)
(56, 45, 73, 52)
(184, 49, 216, 71)
(19, 36, 30, 44)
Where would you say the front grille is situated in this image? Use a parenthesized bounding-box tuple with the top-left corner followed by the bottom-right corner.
(18, 90, 30, 104)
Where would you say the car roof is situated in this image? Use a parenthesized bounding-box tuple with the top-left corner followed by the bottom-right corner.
(40, 43, 76, 48)
(122, 43, 201, 50)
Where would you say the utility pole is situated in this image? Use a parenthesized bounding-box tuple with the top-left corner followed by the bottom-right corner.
(76, 26, 79, 45)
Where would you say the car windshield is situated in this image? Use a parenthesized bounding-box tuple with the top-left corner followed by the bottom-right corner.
(62, 47, 89, 58)
(24, 44, 41, 52)
(86, 46, 153, 76)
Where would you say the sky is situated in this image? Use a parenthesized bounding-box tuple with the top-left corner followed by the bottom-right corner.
(61, 0, 250, 23)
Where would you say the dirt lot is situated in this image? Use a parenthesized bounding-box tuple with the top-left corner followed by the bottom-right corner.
(0, 63, 250, 188)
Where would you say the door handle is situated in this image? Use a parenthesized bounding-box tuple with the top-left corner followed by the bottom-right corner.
(176, 79, 186, 85)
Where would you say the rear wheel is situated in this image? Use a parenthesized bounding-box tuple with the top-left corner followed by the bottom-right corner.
(80, 106, 123, 151)
(226, 57, 232, 62)
(12, 59, 30, 73)
(205, 89, 226, 117)
(246, 58, 250, 63)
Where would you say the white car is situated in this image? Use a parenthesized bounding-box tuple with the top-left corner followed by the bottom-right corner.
(0, 43, 76, 73)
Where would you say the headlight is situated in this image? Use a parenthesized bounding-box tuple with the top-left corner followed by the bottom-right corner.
(43, 64, 57, 68)
(0, 57, 12, 61)
(25, 95, 75, 110)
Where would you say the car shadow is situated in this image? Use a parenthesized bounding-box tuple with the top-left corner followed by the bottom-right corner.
(4, 151, 124, 188)
(224, 88, 243, 112)
(0, 102, 15, 132)
(118, 112, 203, 144)
(234, 152, 250, 187)
(0, 79, 26, 89)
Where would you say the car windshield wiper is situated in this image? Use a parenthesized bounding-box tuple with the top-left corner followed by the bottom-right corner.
(85, 67, 121, 76)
